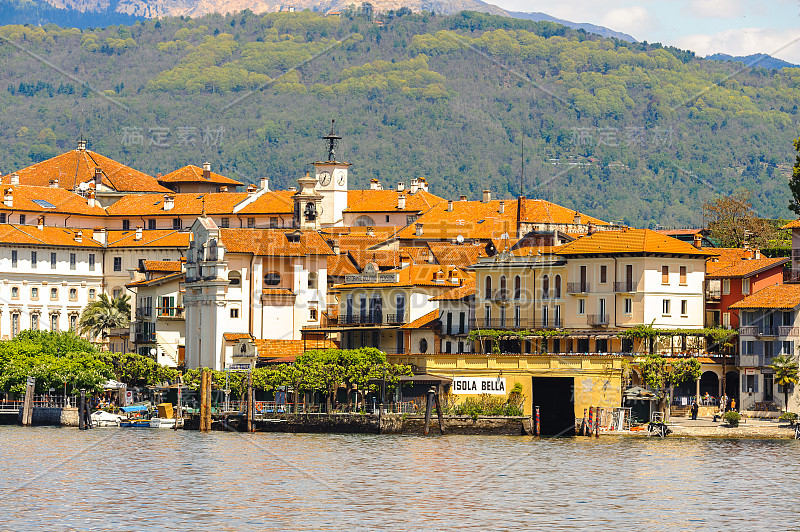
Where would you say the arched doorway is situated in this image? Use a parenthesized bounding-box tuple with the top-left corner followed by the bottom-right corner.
(699, 371, 719, 400)
(725, 371, 740, 406)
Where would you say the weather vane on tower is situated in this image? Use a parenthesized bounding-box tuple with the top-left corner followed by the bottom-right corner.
(322, 119, 341, 162)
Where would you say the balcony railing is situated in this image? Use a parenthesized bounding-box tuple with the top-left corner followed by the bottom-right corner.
(784, 268, 800, 284)
(337, 313, 407, 326)
(135, 307, 152, 319)
(614, 281, 636, 293)
(134, 332, 156, 343)
(489, 289, 509, 301)
(587, 314, 609, 326)
(469, 318, 562, 330)
(706, 287, 721, 300)
(157, 306, 184, 319)
(740, 326, 799, 337)
(566, 282, 590, 294)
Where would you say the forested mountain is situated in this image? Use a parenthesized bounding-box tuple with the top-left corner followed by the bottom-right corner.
(705, 53, 798, 70)
(0, 10, 798, 227)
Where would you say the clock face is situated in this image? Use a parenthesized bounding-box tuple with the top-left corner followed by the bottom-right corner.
(318, 171, 332, 186)
(335, 169, 346, 186)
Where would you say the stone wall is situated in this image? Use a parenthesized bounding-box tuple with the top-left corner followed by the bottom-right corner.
(14, 407, 80, 427)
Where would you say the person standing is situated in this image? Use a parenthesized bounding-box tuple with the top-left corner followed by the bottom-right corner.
(691, 400, 699, 420)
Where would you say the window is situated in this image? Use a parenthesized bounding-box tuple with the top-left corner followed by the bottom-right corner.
(270, 217, 279, 228)
(745, 374, 758, 394)
(11, 250, 17, 268)
(112, 288, 121, 299)
(221, 217, 230, 228)
(11, 313, 19, 337)
(31, 287, 38, 300)
(624, 298, 632, 315)
(384, 215, 390, 223)
(514, 305, 521, 327)
(722, 279, 730, 295)
(745, 340, 754, 355)
(0, 213, 6, 223)
(484, 305, 491, 327)
(445, 341, 452, 353)
(30, 313, 38, 330)
(230, 308, 239, 318)
(578, 299, 585, 315)
(419, 338, 428, 353)
(69, 314, 77, 331)
(784, 311, 794, 326)
(69, 253, 76, 270)
(50, 287, 58, 300)
(662, 299, 671, 315)
(681, 299, 688, 316)
(308, 272, 318, 290)
(50, 252, 56, 269)
(247, 217, 255, 228)
(459, 312, 466, 334)
(30, 251, 37, 269)
(89, 254, 95, 271)
(89, 289, 96, 301)
(600, 265, 607, 284)
(500, 276, 507, 299)
(264, 272, 281, 286)
(554, 305, 561, 327)
(542, 275, 550, 299)
(309, 307, 317, 321)
(742, 278, 751, 295)
(783, 341, 794, 356)
(19, 214, 25, 225)
(514, 276, 521, 299)
(764, 341, 773, 360)
(679, 266, 687, 285)
(172, 218, 181, 230)
(11, 286, 18, 299)
(554, 275, 561, 299)
(113, 257, 122, 272)
(50, 314, 58, 332)
(228, 272, 241, 286)
(484, 276, 492, 300)
(122, 220, 130, 230)
(542, 305, 548, 327)
(69, 288, 77, 301)
(661, 265, 669, 284)
(406, 215, 417, 226)
(723, 312, 731, 328)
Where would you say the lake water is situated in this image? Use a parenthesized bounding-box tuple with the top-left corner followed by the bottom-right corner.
(0, 426, 794, 530)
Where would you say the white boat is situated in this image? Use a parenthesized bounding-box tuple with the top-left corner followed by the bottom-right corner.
(91, 411, 122, 427)
(149, 417, 178, 429)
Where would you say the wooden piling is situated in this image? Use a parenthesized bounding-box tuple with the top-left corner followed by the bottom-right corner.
(199, 369, 211, 432)
(434, 392, 445, 435)
(21, 377, 35, 427)
(423, 387, 435, 435)
(579, 408, 588, 436)
(246, 370, 254, 433)
(535, 406, 540, 436)
(586, 406, 594, 437)
(79, 388, 86, 430)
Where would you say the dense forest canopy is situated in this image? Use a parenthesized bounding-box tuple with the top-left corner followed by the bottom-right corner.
(0, 9, 798, 227)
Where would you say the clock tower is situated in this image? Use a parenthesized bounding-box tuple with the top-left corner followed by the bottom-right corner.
(314, 120, 350, 227)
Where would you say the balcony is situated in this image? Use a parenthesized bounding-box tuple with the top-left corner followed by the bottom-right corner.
(784, 268, 800, 284)
(587, 314, 609, 326)
(469, 318, 562, 330)
(135, 307, 152, 319)
(705, 287, 721, 300)
(737, 354, 762, 367)
(157, 306, 184, 320)
(740, 326, 798, 337)
(337, 313, 407, 326)
(134, 332, 156, 344)
(614, 281, 636, 293)
(566, 282, 590, 294)
(488, 289, 510, 301)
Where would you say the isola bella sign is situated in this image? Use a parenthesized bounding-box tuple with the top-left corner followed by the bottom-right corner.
(451, 377, 507, 395)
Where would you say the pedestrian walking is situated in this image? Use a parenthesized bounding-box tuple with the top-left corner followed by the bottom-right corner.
(691, 400, 699, 420)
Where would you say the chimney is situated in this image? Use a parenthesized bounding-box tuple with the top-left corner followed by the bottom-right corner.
(399, 252, 410, 269)
(397, 182, 405, 192)
(370, 179, 381, 190)
(410, 178, 419, 194)
(397, 193, 406, 210)
(449, 268, 459, 284)
(460, 195, 467, 201)
(77, 139, 86, 151)
(75, 230, 83, 243)
(433, 269, 445, 283)
(755, 249, 762, 259)
(247, 184, 258, 195)
(135, 226, 142, 241)
(94, 167, 102, 187)
(418, 178, 428, 192)
(482, 190, 491, 203)
(499, 200, 505, 214)
(3, 188, 12, 208)
(49, 178, 59, 189)
(87, 191, 96, 208)
(588, 222, 597, 236)
(163, 194, 174, 211)
(10, 173, 19, 185)
(552, 228, 560, 247)
(219, 186, 228, 193)
(693, 233, 702, 249)
(366, 226, 375, 237)
(447, 200, 453, 212)
(37, 216, 43, 231)
(260, 177, 269, 191)
(202, 162, 211, 180)
(573, 211, 581, 224)
(332, 240, 340, 255)
(415, 223, 423, 236)
(95, 228, 107, 246)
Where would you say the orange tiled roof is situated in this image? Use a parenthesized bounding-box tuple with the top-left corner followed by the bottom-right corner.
(345, 189, 444, 213)
(262, 288, 295, 296)
(705, 257, 788, 279)
(106, 230, 191, 248)
(126, 271, 184, 287)
(0, 225, 101, 247)
(430, 280, 476, 301)
(141, 260, 182, 272)
(0, 185, 107, 216)
(348, 247, 430, 270)
(106, 192, 247, 217)
(518, 198, 609, 226)
(6, 148, 169, 193)
(427, 242, 486, 268)
(219, 229, 333, 256)
(236, 190, 295, 215)
(327, 254, 359, 276)
(333, 264, 474, 289)
(223, 332, 253, 341)
(730, 283, 800, 309)
(158, 165, 243, 186)
(554, 228, 715, 256)
(782, 219, 800, 229)
(254, 338, 338, 358)
(400, 309, 440, 329)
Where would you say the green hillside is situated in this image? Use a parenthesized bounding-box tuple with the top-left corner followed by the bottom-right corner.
(0, 10, 798, 227)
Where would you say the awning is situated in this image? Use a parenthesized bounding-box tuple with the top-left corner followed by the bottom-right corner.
(120, 405, 149, 413)
(396, 374, 453, 384)
(101, 379, 126, 389)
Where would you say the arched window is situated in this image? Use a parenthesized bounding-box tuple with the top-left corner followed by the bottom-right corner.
(264, 272, 281, 286)
(353, 215, 376, 226)
(308, 272, 318, 290)
(485, 276, 492, 299)
(554, 275, 562, 299)
(514, 276, 521, 300)
(542, 275, 550, 299)
(419, 338, 428, 353)
(228, 271, 241, 286)
(500, 276, 507, 299)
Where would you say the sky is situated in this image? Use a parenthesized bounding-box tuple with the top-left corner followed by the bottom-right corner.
(491, 0, 800, 64)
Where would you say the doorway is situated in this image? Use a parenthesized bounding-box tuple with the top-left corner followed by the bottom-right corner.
(531, 377, 575, 436)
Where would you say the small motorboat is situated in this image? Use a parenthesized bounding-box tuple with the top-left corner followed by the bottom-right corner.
(91, 411, 122, 427)
(149, 417, 178, 429)
(119, 404, 152, 428)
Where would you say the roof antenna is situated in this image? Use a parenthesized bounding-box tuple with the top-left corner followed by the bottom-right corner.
(201, 195, 206, 217)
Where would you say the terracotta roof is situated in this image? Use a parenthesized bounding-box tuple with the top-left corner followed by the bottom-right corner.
(0, 225, 101, 247)
(141, 260, 182, 272)
(554, 228, 715, 256)
(401, 309, 440, 329)
(106, 192, 246, 216)
(327, 254, 359, 276)
(236, 190, 295, 215)
(333, 264, 474, 289)
(158, 165, 243, 186)
(262, 288, 295, 296)
(0, 185, 106, 216)
(730, 283, 800, 309)
(782, 219, 800, 229)
(348, 248, 429, 271)
(429, 280, 476, 301)
(427, 242, 485, 268)
(518, 198, 608, 226)
(254, 338, 338, 358)
(223, 333, 253, 341)
(705, 257, 788, 279)
(6, 148, 169, 193)
(219, 229, 333, 256)
(106, 230, 190, 248)
(656, 229, 704, 236)
(345, 189, 444, 213)
(126, 271, 184, 287)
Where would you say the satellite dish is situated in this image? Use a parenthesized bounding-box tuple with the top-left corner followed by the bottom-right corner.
(456, 234, 464, 244)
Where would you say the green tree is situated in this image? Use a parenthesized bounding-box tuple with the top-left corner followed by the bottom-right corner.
(702, 190, 776, 248)
(78, 293, 131, 342)
(789, 137, 800, 215)
(638, 353, 702, 418)
(769, 354, 799, 412)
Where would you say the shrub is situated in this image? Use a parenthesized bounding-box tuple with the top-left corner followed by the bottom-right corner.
(723, 410, 740, 427)
(779, 411, 798, 423)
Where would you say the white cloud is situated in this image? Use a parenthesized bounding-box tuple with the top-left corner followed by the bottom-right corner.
(685, 0, 743, 18)
(600, 6, 655, 36)
(676, 27, 800, 64)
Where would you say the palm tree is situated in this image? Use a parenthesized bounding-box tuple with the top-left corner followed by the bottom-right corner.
(79, 293, 131, 343)
(769, 354, 799, 412)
